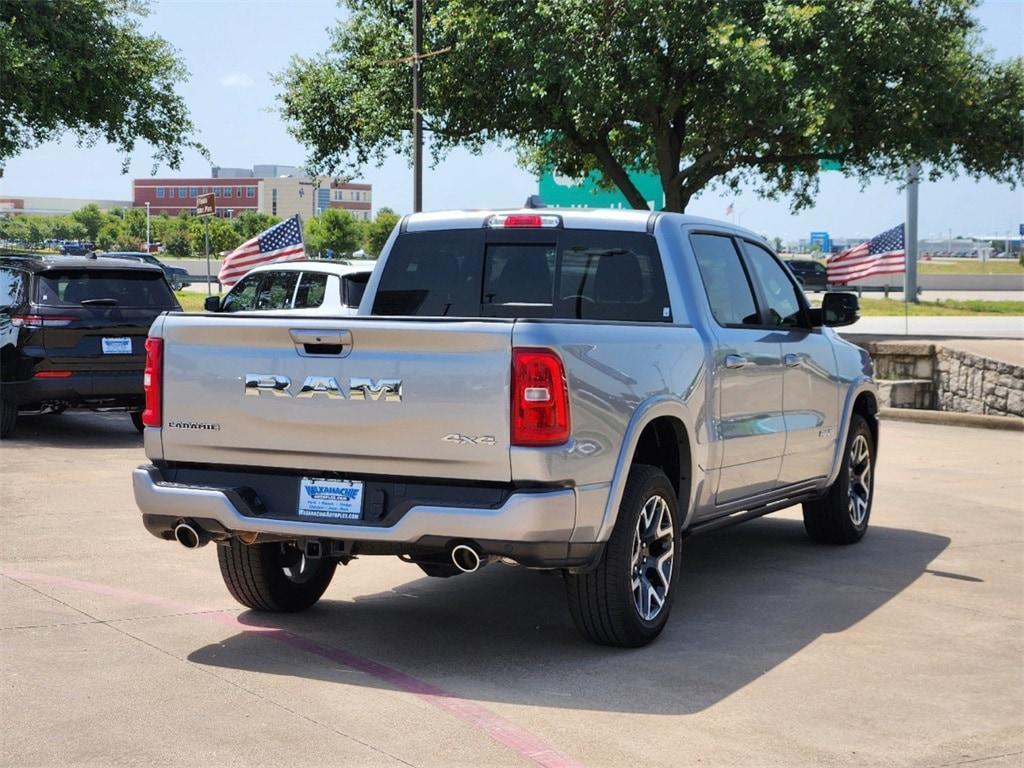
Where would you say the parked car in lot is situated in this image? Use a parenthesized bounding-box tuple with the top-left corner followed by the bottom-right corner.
(785, 258, 830, 291)
(59, 242, 95, 256)
(102, 252, 192, 290)
(0, 254, 181, 438)
(133, 209, 878, 647)
(204, 260, 374, 314)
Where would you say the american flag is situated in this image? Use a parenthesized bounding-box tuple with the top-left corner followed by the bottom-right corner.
(217, 215, 306, 286)
(826, 224, 906, 285)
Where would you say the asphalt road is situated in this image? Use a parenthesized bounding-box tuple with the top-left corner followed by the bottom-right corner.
(1, 413, 1022, 767)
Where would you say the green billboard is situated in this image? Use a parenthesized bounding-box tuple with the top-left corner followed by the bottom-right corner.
(538, 168, 665, 210)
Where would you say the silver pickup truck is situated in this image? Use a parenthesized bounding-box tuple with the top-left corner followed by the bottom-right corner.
(133, 208, 878, 647)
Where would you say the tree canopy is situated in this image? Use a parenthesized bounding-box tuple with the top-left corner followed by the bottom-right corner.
(0, 0, 199, 169)
(304, 208, 363, 255)
(279, 0, 1024, 212)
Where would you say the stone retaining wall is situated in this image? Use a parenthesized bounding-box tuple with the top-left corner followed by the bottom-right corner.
(935, 348, 1024, 417)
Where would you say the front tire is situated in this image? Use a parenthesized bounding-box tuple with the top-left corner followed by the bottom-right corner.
(802, 414, 875, 544)
(217, 539, 336, 612)
(565, 465, 681, 647)
(0, 398, 17, 439)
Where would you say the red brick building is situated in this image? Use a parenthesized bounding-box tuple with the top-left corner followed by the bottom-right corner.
(132, 178, 259, 217)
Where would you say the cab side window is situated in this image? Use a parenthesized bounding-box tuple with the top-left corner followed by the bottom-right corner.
(690, 234, 759, 326)
(741, 242, 804, 327)
(221, 274, 262, 312)
(254, 271, 299, 310)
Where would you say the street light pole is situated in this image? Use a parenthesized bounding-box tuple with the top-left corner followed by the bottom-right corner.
(144, 202, 151, 252)
(412, 0, 423, 213)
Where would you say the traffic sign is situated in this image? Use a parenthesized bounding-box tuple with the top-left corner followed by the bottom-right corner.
(538, 168, 665, 210)
(196, 192, 216, 217)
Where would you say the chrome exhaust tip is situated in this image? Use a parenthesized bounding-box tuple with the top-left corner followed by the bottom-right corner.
(173, 521, 207, 549)
(451, 543, 482, 573)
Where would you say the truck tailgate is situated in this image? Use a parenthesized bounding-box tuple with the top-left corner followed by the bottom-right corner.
(156, 315, 513, 482)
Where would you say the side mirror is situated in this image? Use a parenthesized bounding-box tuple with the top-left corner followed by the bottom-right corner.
(812, 292, 860, 328)
(204, 295, 221, 312)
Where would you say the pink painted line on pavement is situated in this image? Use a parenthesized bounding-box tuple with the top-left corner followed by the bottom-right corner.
(1, 568, 585, 768)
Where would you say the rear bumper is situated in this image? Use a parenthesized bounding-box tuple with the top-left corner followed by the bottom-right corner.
(133, 465, 600, 568)
(3, 371, 143, 407)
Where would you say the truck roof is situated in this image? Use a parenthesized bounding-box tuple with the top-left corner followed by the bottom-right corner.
(401, 207, 766, 242)
(0, 253, 164, 274)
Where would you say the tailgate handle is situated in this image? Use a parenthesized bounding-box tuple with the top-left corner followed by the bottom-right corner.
(289, 329, 352, 357)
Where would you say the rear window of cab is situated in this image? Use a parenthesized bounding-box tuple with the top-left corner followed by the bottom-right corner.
(372, 229, 671, 322)
(35, 270, 179, 309)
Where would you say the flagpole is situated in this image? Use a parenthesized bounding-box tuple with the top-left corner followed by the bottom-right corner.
(904, 163, 920, 336)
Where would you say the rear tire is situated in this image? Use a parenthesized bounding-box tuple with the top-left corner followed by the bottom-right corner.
(0, 398, 17, 439)
(803, 414, 875, 544)
(130, 411, 145, 433)
(217, 539, 336, 612)
(565, 465, 681, 647)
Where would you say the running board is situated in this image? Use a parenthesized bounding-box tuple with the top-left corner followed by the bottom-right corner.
(685, 493, 819, 536)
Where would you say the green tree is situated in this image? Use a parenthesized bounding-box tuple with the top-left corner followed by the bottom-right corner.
(70, 204, 109, 240)
(0, 0, 200, 168)
(279, 0, 1023, 213)
(190, 217, 243, 255)
(233, 211, 280, 240)
(364, 207, 400, 257)
(96, 221, 125, 251)
(304, 208, 362, 255)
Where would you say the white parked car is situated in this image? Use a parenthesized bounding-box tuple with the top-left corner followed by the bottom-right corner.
(205, 260, 375, 315)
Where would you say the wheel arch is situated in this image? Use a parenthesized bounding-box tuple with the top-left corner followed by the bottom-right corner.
(826, 381, 879, 487)
(596, 397, 702, 542)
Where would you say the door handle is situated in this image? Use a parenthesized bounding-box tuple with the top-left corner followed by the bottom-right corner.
(290, 329, 352, 357)
(724, 354, 748, 369)
(784, 353, 802, 367)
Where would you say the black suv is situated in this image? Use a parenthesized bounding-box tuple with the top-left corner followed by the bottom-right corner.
(0, 255, 181, 438)
(785, 258, 830, 291)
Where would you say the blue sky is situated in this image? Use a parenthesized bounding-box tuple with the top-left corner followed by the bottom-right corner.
(0, 0, 1021, 240)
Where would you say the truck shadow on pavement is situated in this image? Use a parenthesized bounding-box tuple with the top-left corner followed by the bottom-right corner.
(187, 517, 949, 715)
(4, 411, 141, 449)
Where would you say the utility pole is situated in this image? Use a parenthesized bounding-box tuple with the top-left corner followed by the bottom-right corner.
(412, 0, 423, 213)
(905, 163, 920, 304)
(144, 202, 151, 252)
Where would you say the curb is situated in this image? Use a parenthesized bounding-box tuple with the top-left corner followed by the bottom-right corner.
(879, 407, 1024, 432)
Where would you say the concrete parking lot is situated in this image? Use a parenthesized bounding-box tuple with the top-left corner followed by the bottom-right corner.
(1, 414, 1021, 767)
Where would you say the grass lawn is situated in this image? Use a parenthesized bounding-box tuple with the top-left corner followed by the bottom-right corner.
(174, 291, 210, 312)
(858, 298, 1024, 316)
(917, 260, 1023, 275)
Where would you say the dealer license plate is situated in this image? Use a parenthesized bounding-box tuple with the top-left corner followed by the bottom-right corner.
(101, 337, 132, 355)
(297, 478, 363, 521)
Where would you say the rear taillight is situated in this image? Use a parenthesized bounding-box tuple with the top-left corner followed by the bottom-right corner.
(11, 315, 77, 328)
(34, 370, 73, 379)
(511, 348, 570, 446)
(142, 337, 163, 428)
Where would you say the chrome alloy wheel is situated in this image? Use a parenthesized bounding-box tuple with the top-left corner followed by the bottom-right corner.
(848, 434, 872, 527)
(630, 495, 675, 621)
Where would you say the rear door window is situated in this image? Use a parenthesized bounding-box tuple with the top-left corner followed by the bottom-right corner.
(293, 272, 328, 309)
(690, 234, 760, 326)
(35, 270, 178, 309)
